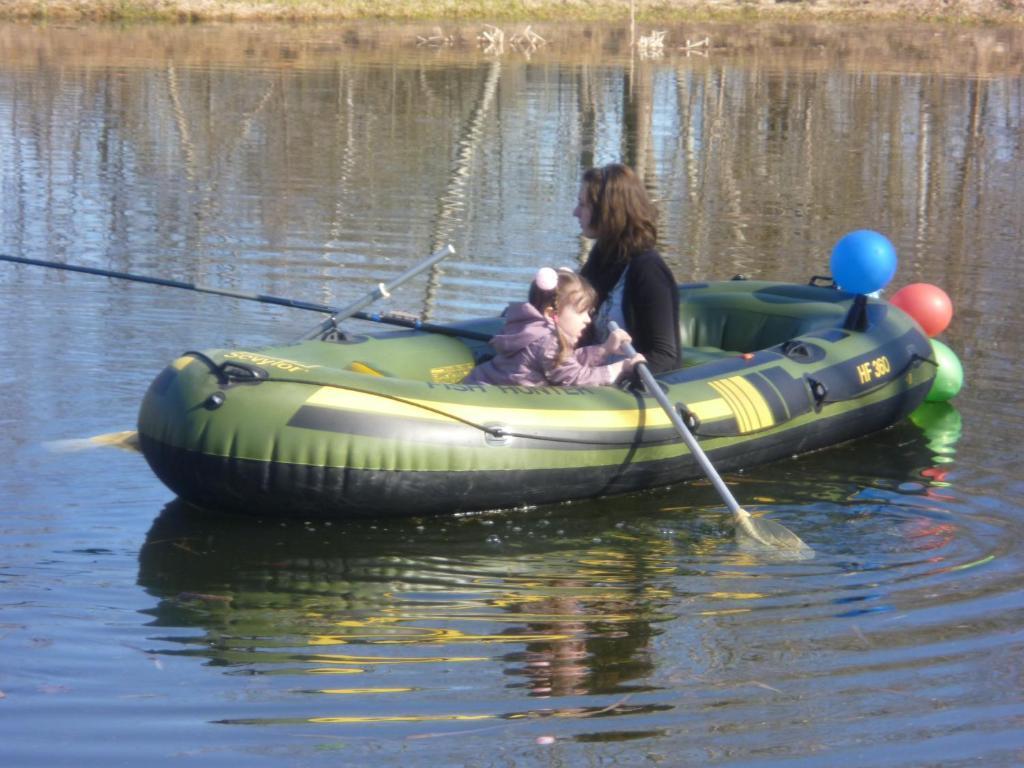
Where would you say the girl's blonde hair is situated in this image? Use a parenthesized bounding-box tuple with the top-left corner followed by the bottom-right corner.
(529, 268, 597, 365)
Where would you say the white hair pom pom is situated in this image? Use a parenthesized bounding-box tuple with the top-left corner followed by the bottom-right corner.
(534, 267, 558, 291)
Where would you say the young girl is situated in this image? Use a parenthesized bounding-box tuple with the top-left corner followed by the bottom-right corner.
(463, 267, 644, 387)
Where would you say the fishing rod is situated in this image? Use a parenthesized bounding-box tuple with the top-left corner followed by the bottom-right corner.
(300, 245, 451, 340)
(0, 249, 491, 342)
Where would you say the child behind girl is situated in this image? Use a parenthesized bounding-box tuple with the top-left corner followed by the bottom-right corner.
(463, 267, 644, 388)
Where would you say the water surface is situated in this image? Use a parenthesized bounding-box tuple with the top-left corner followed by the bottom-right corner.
(1, 20, 1023, 766)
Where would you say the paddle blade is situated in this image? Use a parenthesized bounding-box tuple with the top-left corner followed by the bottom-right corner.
(45, 430, 140, 453)
(735, 509, 814, 559)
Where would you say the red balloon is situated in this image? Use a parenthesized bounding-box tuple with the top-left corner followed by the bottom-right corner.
(890, 283, 953, 337)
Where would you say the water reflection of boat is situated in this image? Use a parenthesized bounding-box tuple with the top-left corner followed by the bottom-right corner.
(137, 280, 935, 518)
(137, 501, 683, 703)
(138, 499, 707, 606)
(729, 401, 963, 506)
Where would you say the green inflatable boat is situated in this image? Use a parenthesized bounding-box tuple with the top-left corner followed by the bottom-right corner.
(137, 279, 937, 518)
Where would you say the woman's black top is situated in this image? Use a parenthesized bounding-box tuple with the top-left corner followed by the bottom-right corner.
(581, 248, 682, 373)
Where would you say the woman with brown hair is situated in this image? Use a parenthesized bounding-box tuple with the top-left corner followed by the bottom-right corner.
(574, 163, 682, 374)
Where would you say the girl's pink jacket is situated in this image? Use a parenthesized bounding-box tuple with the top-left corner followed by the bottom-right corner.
(463, 302, 619, 388)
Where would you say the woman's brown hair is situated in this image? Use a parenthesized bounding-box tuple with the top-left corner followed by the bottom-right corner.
(581, 163, 658, 258)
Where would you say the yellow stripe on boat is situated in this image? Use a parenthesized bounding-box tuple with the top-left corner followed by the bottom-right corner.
(709, 376, 774, 433)
(305, 386, 731, 430)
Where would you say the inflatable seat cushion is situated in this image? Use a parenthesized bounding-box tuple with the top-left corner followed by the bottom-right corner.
(680, 303, 838, 353)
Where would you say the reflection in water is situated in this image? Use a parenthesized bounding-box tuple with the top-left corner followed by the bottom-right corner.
(2, 23, 1021, 335)
(137, 500, 700, 727)
(909, 401, 963, 464)
(132, 403, 1010, 742)
(423, 59, 502, 320)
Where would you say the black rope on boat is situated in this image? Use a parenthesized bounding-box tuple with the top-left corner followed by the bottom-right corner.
(178, 353, 730, 444)
(182, 350, 269, 387)
(215, 374, 683, 448)
(675, 403, 701, 433)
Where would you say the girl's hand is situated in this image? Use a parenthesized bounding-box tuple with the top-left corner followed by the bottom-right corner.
(604, 327, 633, 355)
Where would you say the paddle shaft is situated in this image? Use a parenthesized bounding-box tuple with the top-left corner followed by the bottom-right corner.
(0, 248, 487, 340)
(610, 323, 744, 517)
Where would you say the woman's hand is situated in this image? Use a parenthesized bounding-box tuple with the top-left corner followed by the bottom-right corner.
(609, 353, 646, 384)
(603, 327, 633, 355)
(621, 353, 646, 375)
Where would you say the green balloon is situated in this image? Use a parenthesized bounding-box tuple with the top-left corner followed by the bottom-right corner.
(925, 338, 964, 402)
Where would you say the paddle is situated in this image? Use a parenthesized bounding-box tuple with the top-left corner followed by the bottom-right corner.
(610, 322, 813, 556)
(0, 248, 484, 338)
(45, 430, 140, 453)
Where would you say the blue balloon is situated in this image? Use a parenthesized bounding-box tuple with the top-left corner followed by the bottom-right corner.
(830, 230, 898, 295)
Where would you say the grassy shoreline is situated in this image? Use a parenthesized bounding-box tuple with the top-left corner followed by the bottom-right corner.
(3, 0, 1022, 25)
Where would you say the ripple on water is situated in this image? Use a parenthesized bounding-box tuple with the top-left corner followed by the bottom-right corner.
(126, 417, 1021, 752)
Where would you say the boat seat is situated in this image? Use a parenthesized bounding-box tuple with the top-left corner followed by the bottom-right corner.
(681, 346, 737, 368)
(679, 293, 843, 354)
